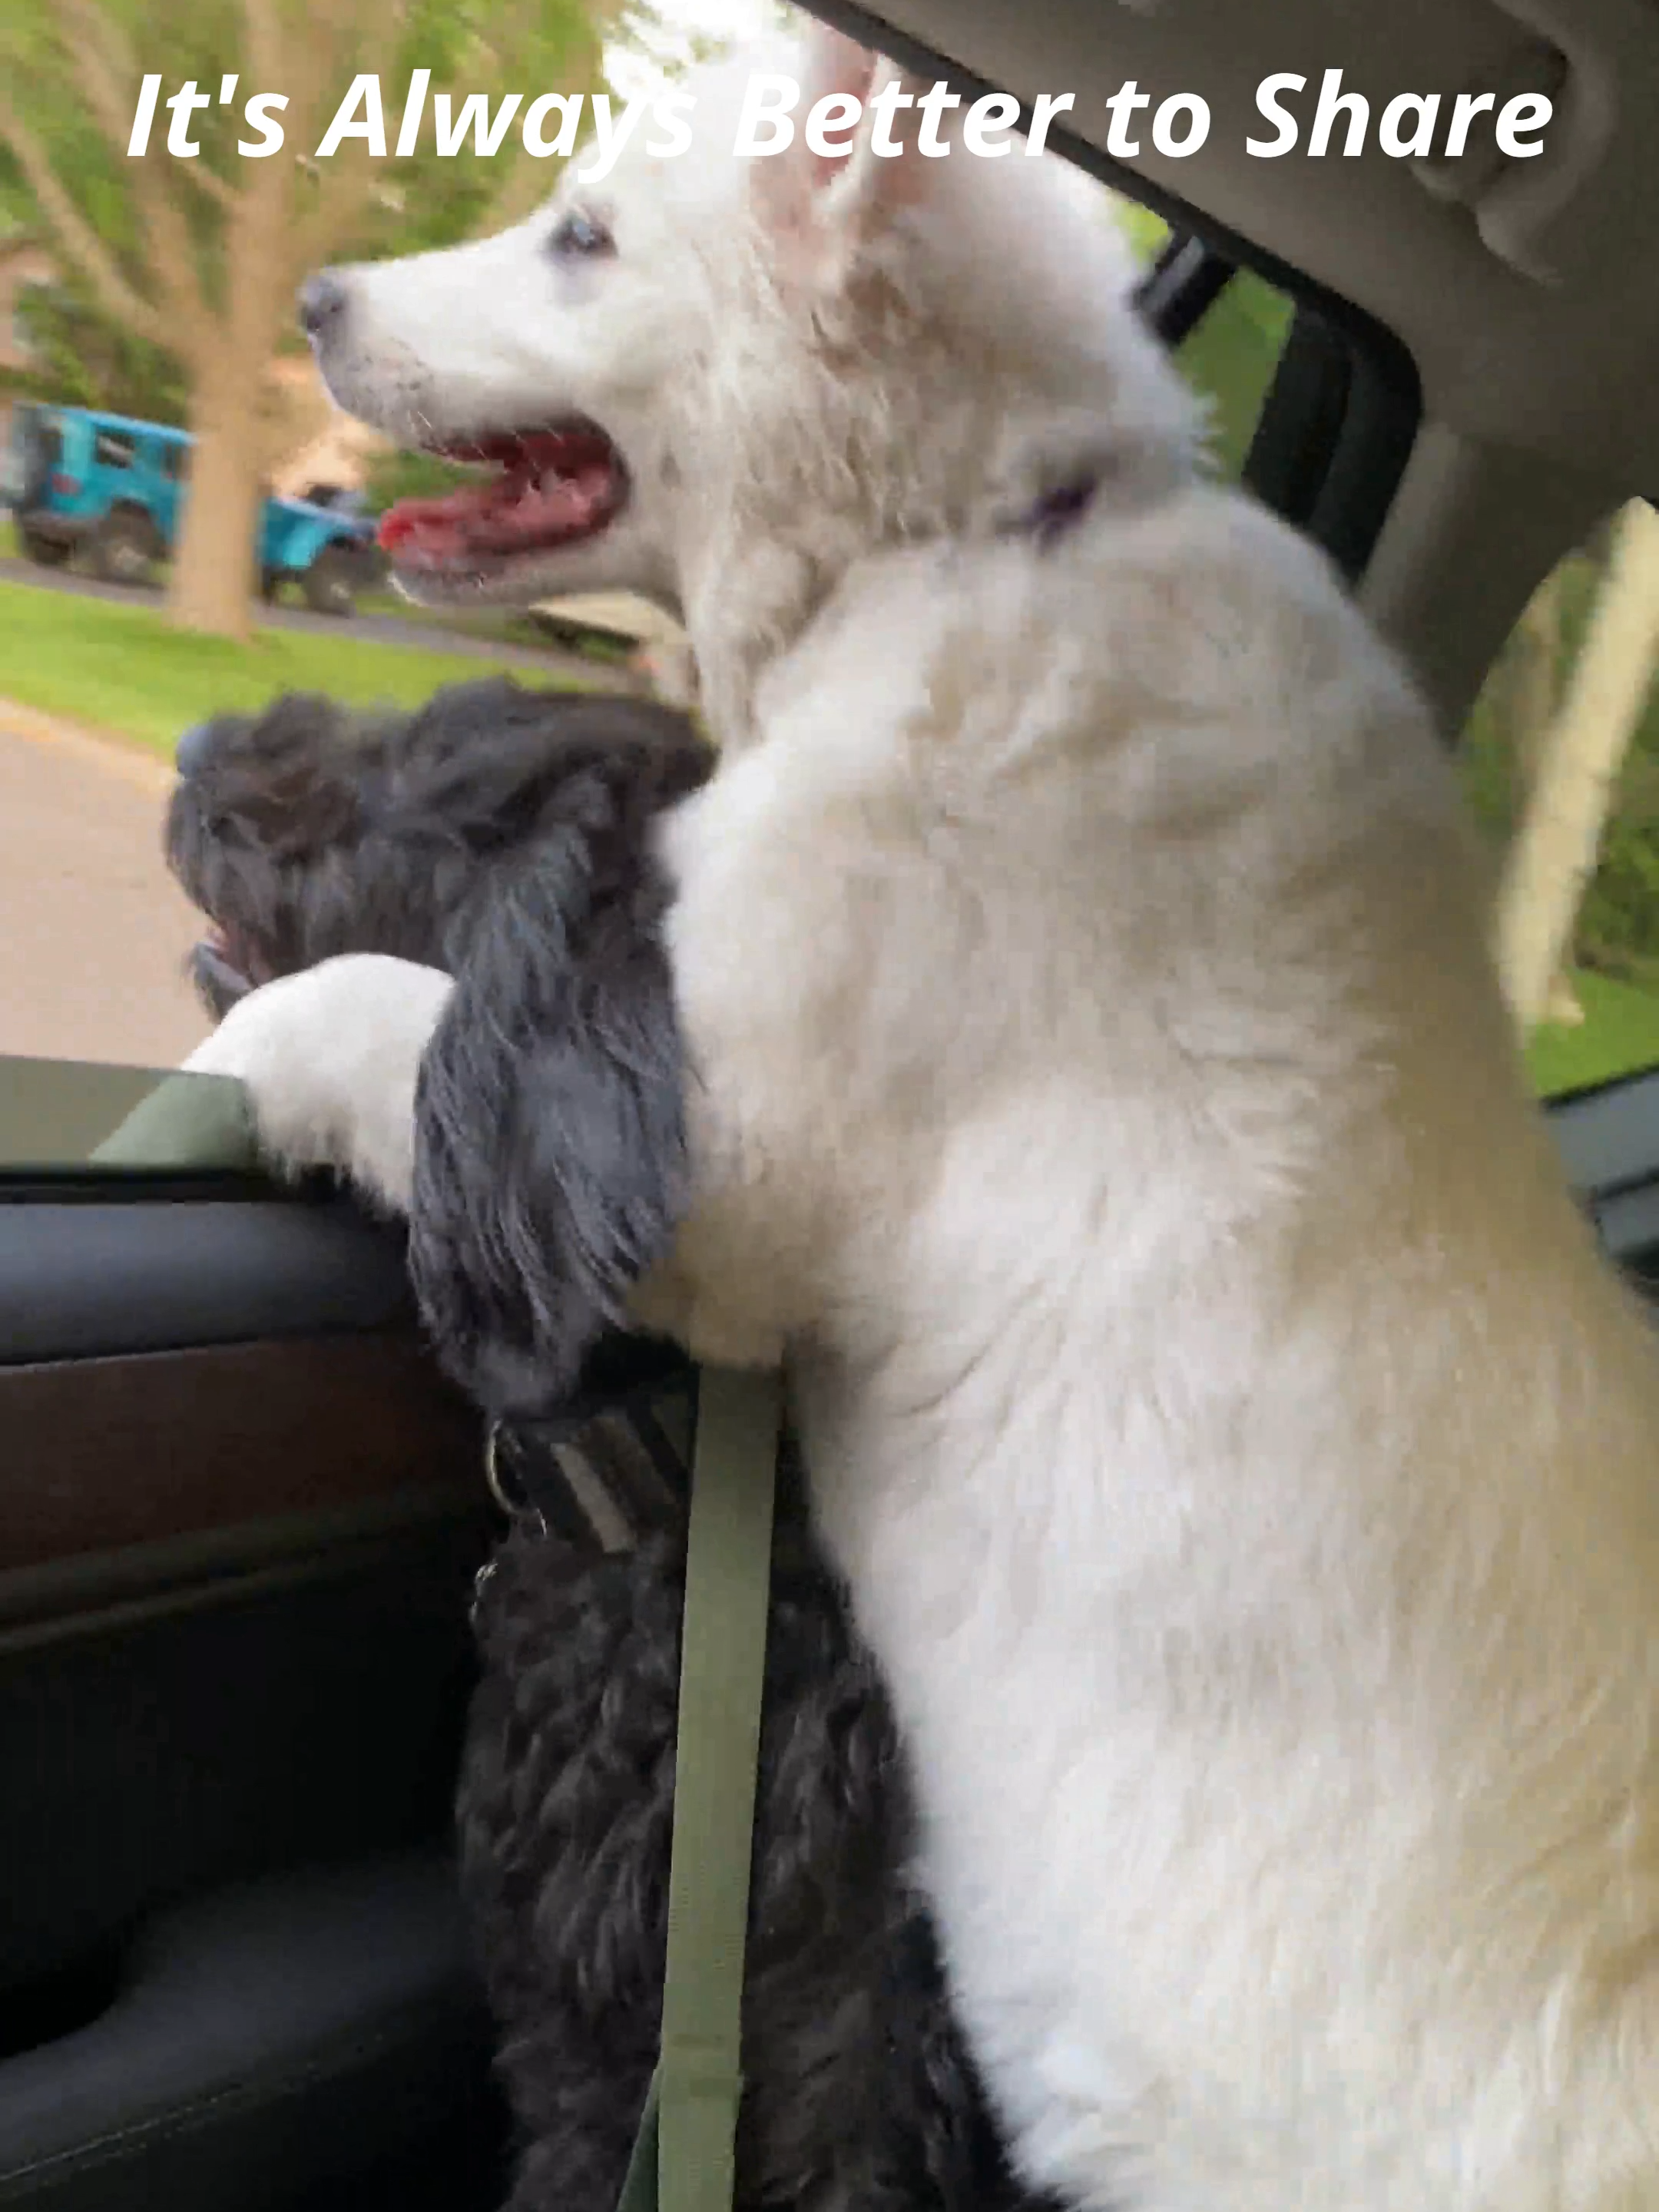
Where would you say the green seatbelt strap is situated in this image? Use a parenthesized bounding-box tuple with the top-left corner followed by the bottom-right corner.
(615, 1363, 784, 2212)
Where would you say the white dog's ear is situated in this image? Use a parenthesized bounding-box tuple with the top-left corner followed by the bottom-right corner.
(753, 28, 941, 284)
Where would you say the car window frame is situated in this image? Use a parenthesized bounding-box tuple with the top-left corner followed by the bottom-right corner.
(91, 429, 138, 471)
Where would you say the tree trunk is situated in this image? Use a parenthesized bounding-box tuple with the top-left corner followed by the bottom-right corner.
(167, 365, 267, 640)
(1508, 563, 1564, 793)
(1505, 565, 1581, 1020)
(1495, 498, 1659, 1028)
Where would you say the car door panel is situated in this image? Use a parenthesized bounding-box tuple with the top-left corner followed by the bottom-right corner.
(1549, 1071, 1659, 1290)
(0, 1136, 505, 2212)
(0, 1847, 502, 2212)
(0, 1194, 413, 1368)
(3, 1330, 477, 1570)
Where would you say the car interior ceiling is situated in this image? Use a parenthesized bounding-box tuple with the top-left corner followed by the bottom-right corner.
(3, 2, 1657, 2210)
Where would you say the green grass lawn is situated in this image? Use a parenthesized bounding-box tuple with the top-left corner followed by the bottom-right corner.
(1525, 969, 1659, 1098)
(0, 575, 588, 757)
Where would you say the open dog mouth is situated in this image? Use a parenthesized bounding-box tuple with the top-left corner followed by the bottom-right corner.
(376, 419, 628, 581)
(190, 923, 270, 1017)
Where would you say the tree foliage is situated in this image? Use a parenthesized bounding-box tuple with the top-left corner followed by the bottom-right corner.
(0, 0, 621, 634)
(1462, 538, 1659, 994)
(2, 270, 191, 423)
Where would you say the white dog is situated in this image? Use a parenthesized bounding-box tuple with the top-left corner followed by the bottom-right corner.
(190, 28, 1659, 2210)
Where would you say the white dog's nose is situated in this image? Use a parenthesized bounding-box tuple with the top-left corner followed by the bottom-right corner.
(297, 272, 349, 343)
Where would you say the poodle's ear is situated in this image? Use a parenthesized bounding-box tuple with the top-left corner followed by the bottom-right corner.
(408, 835, 690, 1420)
(752, 27, 943, 283)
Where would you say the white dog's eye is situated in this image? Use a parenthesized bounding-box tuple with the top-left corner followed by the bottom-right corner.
(548, 210, 614, 260)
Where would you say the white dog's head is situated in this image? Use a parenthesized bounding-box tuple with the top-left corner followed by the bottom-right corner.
(305, 28, 1200, 735)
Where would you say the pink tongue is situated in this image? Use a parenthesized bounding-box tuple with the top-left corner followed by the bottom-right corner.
(379, 465, 611, 567)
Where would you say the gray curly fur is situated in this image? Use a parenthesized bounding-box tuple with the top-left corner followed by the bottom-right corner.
(465, 1515, 1041, 2212)
(165, 675, 1058, 2212)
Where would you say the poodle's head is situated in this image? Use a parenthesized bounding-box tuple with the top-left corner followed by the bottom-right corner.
(165, 675, 714, 1018)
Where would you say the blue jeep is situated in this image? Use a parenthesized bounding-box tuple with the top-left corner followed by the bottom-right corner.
(2, 402, 382, 616)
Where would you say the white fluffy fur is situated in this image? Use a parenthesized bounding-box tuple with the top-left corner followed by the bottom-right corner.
(306, 34, 1197, 750)
(214, 30, 1659, 2208)
(184, 954, 452, 1213)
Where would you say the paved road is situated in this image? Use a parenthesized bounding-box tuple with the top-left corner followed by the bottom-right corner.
(0, 568, 639, 1071)
(0, 714, 207, 1068)
(0, 557, 635, 690)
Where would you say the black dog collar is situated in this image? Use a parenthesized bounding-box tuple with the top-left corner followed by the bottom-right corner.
(1022, 472, 1100, 546)
(485, 1395, 695, 1552)
(478, 1342, 807, 1558)
(998, 468, 1101, 551)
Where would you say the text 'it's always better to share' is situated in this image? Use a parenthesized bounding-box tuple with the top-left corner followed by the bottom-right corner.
(126, 68, 1555, 184)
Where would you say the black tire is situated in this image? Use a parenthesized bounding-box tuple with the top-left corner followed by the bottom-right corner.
(300, 547, 356, 616)
(90, 508, 158, 588)
(17, 523, 72, 568)
(258, 568, 283, 604)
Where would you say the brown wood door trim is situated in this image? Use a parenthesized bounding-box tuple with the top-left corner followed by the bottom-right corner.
(0, 1332, 482, 1572)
